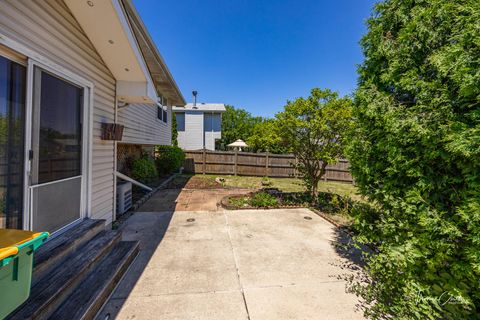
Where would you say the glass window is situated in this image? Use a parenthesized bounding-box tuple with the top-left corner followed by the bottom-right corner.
(157, 105, 162, 120)
(163, 109, 168, 124)
(34, 71, 83, 184)
(176, 112, 185, 131)
(0, 55, 26, 229)
(204, 113, 221, 132)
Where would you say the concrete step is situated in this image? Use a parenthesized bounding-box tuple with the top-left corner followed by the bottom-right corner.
(50, 241, 139, 320)
(8, 230, 121, 320)
(33, 219, 106, 284)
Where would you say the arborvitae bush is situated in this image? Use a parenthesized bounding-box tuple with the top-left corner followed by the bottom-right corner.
(346, 0, 480, 318)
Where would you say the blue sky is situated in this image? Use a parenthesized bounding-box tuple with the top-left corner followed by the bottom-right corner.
(133, 0, 377, 117)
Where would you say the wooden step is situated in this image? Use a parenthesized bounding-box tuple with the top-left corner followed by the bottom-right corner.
(8, 230, 121, 320)
(49, 241, 139, 320)
(33, 219, 105, 283)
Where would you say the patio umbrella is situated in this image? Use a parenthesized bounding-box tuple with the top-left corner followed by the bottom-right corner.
(227, 139, 248, 151)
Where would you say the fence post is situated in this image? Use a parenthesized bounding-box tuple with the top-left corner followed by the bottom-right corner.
(234, 149, 238, 176)
(324, 162, 328, 181)
(294, 155, 298, 178)
(202, 148, 206, 175)
(265, 151, 269, 177)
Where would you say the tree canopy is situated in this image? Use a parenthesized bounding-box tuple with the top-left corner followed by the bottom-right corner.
(246, 119, 291, 154)
(276, 88, 352, 203)
(346, 0, 480, 318)
(219, 105, 263, 149)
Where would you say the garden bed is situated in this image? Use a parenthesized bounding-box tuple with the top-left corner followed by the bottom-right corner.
(221, 189, 365, 229)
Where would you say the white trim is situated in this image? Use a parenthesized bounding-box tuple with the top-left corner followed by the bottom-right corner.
(113, 97, 118, 223)
(25, 62, 92, 230)
(30, 175, 82, 189)
(0, 33, 96, 230)
(111, 0, 157, 101)
(22, 59, 34, 230)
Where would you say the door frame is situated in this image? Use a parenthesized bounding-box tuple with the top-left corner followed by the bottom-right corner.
(0, 33, 94, 232)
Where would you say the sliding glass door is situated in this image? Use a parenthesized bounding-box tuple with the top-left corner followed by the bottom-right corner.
(0, 55, 26, 229)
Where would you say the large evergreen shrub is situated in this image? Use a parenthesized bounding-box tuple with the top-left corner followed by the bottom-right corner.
(347, 0, 480, 318)
(155, 145, 185, 175)
(131, 155, 157, 184)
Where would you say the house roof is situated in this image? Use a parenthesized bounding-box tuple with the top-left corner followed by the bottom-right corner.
(172, 103, 227, 112)
(64, 0, 185, 106)
(121, 0, 186, 106)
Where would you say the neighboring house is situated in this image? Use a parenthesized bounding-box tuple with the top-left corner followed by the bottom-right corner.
(0, 1, 186, 318)
(173, 103, 226, 150)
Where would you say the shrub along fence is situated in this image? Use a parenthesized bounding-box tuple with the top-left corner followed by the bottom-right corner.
(183, 149, 353, 183)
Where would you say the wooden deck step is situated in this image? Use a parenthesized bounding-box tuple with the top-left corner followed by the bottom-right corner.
(33, 219, 106, 283)
(49, 241, 139, 320)
(8, 230, 121, 320)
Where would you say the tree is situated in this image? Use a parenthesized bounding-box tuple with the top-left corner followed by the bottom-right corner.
(219, 105, 263, 148)
(171, 112, 178, 147)
(276, 88, 352, 204)
(346, 1, 480, 318)
(246, 119, 291, 154)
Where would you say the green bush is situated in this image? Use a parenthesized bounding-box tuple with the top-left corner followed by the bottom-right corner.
(250, 192, 279, 208)
(155, 145, 185, 175)
(131, 156, 157, 184)
(346, 0, 480, 318)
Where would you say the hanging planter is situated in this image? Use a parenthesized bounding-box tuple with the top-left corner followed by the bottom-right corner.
(101, 123, 124, 141)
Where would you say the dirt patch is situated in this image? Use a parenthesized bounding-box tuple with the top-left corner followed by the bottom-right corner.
(167, 175, 223, 189)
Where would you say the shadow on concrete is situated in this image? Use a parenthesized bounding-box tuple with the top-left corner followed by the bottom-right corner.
(96, 210, 175, 319)
(135, 175, 193, 212)
(96, 175, 194, 319)
(332, 227, 366, 269)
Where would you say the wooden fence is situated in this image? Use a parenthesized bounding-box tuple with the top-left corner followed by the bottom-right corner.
(183, 149, 353, 183)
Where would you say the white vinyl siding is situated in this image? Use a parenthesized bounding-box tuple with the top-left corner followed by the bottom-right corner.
(175, 111, 222, 151)
(0, 0, 116, 224)
(177, 111, 204, 150)
(117, 103, 172, 145)
(203, 113, 222, 150)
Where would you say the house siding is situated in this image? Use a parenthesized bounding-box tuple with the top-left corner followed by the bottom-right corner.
(117, 103, 172, 146)
(177, 111, 204, 150)
(203, 113, 222, 150)
(0, 0, 116, 224)
(176, 111, 222, 151)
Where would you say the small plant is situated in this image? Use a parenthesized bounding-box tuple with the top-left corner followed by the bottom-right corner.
(250, 192, 279, 208)
(261, 177, 272, 186)
(131, 155, 157, 184)
(229, 196, 250, 208)
(155, 145, 185, 175)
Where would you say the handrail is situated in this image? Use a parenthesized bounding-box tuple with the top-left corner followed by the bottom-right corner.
(115, 171, 153, 192)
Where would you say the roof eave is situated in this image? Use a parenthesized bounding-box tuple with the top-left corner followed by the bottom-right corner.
(121, 0, 186, 106)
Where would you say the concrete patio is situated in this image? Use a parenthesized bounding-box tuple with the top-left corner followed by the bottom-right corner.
(97, 205, 364, 320)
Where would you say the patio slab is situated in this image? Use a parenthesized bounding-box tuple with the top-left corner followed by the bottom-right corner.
(97, 208, 364, 320)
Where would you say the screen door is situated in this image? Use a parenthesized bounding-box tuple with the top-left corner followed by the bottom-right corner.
(29, 67, 84, 233)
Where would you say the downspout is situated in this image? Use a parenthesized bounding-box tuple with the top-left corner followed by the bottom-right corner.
(115, 171, 152, 192)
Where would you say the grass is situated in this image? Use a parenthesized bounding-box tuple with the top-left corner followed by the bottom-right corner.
(190, 174, 362, 201)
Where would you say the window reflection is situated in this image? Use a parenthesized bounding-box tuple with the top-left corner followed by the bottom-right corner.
(0, 55, 26, 229)
(36, 72, 83, 184)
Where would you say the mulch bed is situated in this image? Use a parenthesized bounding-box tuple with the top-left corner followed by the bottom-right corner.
(220, 192, 306, 210)
(167, 175, 223, 189)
